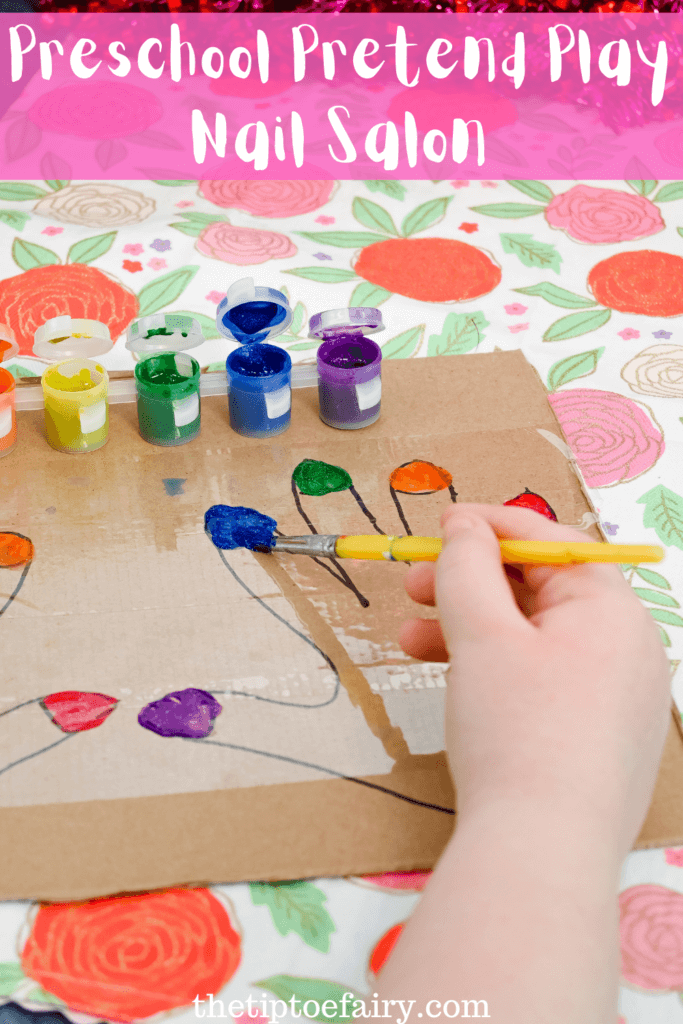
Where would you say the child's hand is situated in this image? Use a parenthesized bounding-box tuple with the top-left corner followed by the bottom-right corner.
(399, 504, 671, 857)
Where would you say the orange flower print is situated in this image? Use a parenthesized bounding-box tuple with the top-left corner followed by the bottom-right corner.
(369, 922, 404, 977)
(21, 888, 242, 1022)
(0, 264, 139, 357)
(588, 251, 683, 317)
(354, 237, 500, 303)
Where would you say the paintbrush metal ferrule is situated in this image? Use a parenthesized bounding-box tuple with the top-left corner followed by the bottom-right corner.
(271, 535, 339, 558)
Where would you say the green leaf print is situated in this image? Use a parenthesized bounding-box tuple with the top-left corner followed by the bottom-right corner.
(649, 608, 683, 627)
(365, 180, 407, 201)
(0, 962, 25, 996)
(0, 210, 30, 230)
(547, 348, 604, 391)
(254, 976, 362, 1023)
(506, 180, 554, 203)
(67, 231, 117, 265)
(353, 198, 399, 237)
(381, 324, 424, 359)
(632, 566, 671, 590)
(543, 308, 611, 342)
(514, 282, 597, 309)
(632, 588, 681, 609)
(653, 182, 683, 203)
(0, 182, 48, 201)
(12, 238, 61, 271)
(349, 282, 392, 307)
(284, 267, 358, 284)
(638, 486, 683, 552)
(427, 311, 488, 357)
(297, 231, 389, 248)
(250, 881, 335, 953)
(500, 233, 562, 273)
(469, 202, 546, 219)
(136, 266, 199, 316)
(401, 197, 452, 237)
(626, 179, 658, 197)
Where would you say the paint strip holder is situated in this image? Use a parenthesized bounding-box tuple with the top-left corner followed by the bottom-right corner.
(14, 365, 319, 411)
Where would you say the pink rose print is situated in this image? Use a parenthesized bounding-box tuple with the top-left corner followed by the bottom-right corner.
(176, 201, 194, 208)
(148, 258, 167, 271)
(509, 323, 529, 334)
(548, 388, 664, 488)
(504, 303, 528, 315)
(198, 180, 336, 218)
(196, 222, 297, 265)
(359, 871, 431, 892)
(451, 181, 470, 189)
(654, 127, 683, 168)
(206, 291, 226, 304)
(315, 215, 335, 225)
(41, 226, 62, 236)
(122, 260, 143, 273)
(665, 848, 683, 867)
(545, 185, 664, 245)
(619, 885, 683, 991)
(28, 82, 162, 140)
(123, 243, 144, 256)
(618, 328, 641, 340)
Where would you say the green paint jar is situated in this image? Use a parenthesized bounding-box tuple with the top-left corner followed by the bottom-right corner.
(134, 351, 201, 447)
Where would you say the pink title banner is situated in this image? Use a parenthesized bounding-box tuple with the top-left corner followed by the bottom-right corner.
(2, 13, 683, 179)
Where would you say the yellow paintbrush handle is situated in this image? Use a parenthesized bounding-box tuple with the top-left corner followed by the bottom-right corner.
(334, 536, 664, 564)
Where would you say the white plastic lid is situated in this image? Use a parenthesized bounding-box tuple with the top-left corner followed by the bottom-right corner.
(126, 313, 205, 358)
(33, 316, 113, 362)
(0, 323, 19, 363)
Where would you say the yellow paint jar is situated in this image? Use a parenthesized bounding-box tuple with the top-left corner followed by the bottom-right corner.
(42, 359, 109, 454)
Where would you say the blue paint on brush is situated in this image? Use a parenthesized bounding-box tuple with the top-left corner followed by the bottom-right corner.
(205, 504, 277, 552)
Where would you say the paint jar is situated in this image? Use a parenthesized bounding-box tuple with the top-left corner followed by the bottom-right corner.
(216, 278, 292, 345)
(135, 351, 201, 447)
(310, 308, 384, 430)
(226, 344, 292, 439)
(126, 313, 205, 361)
(0, 367, 17, 458)
(42, 359, 109, 454)
(0, 324, 19, 364)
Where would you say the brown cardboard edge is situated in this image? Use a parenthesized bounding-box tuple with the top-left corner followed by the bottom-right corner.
(2, 710, 681, 901)
(0, 761, 455, 902)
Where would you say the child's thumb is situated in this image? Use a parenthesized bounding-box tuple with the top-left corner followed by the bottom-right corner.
(435, 509, 524, 647)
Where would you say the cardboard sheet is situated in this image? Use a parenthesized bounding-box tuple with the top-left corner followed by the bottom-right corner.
(2, 350, 681, 901)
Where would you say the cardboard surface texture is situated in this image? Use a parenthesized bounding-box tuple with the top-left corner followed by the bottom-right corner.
(1, 350, 681, 902)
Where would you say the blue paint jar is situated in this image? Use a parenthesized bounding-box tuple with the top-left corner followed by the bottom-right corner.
(226, 344, 292, 439)
(217, 278, 294, 439)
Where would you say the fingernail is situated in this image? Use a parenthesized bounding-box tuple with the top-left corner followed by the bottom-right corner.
(443, 514, 476, 540)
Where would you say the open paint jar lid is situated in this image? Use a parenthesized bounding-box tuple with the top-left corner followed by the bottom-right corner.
(0, 323, 19, 363)
(216, 277, 292, 346)
(126, 313, 205, 360)
(309, 307, 384, 341)
(33, 316, 113, 362)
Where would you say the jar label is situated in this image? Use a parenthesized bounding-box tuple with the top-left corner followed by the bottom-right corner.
(0, 406, 13, 439)
(265, 385, 291, 420)
(79, 400, 106, 435)
(356, 375, 382, 411)
(173, 393, 199, 427)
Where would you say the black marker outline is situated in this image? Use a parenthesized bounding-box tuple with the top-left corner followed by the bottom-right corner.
(0, 734, 76, 779)
(184, 737, 454, 816)
(291, 477, 370, 609)
(211, 542, 341, 709)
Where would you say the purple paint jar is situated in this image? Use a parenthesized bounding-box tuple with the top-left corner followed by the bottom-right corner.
(310, 308, 384, 430)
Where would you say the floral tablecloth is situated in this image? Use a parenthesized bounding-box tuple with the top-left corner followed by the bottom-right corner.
(2, 177, 683, 1023)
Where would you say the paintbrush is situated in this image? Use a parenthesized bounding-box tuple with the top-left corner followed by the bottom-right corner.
(270, 534, 664, 565)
